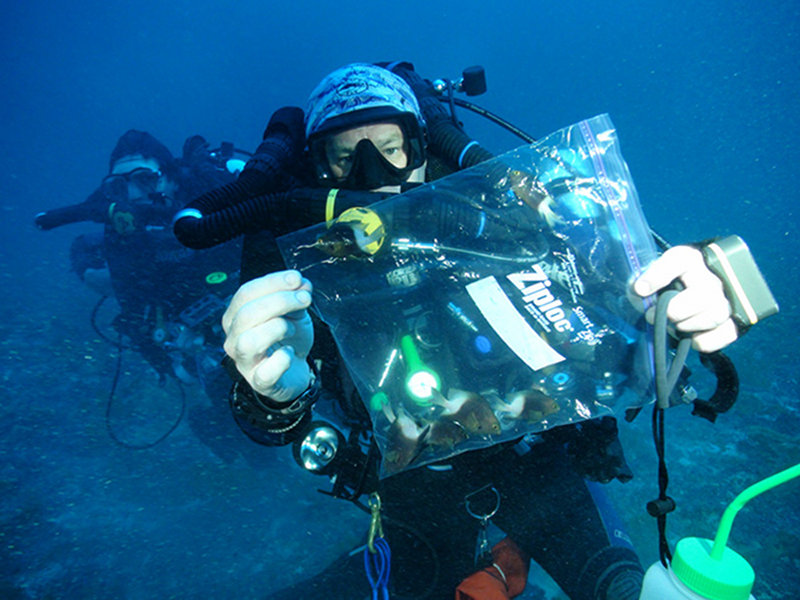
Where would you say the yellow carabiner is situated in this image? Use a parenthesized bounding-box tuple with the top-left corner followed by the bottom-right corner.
(367, 492, 384, 554)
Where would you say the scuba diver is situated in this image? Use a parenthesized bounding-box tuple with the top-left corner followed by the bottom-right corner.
(35, 130, 247, 455)
(179, 63, 760, 599)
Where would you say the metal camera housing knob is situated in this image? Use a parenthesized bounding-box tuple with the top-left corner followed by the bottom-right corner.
(293, 422, 345, 475)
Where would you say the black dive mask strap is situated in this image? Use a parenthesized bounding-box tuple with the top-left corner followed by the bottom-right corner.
(341, 139, 414, 190)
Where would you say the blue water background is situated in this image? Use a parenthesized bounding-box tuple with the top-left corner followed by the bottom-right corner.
(2, 1, 799, 598)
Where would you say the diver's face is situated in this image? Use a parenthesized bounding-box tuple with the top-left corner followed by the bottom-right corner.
(107, 155, 174, 204)
(325, 122, 408, 179)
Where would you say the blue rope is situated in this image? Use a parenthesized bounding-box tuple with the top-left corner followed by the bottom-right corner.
(364, 537, 391, 600)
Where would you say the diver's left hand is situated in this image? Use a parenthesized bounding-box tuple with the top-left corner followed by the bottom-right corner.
(634, 245, 738, 353)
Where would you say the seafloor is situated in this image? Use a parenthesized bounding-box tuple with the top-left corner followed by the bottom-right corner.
(2, 276, 798, 599)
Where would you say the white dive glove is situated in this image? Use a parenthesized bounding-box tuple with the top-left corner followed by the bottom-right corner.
(222, 270, 314, 404)
(634, 245, 738, 353)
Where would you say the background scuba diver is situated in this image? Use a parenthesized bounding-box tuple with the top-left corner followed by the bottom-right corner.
(35, 130, 248, 456)
(205, 63, 740, 599)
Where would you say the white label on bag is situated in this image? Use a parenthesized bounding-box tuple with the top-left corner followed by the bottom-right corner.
(466, 276, 565, 371)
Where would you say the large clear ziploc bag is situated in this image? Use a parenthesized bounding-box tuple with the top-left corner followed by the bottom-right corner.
(279, 114, 658, 477)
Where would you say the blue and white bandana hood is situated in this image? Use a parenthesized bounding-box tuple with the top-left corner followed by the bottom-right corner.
(305, 63, 425, 141)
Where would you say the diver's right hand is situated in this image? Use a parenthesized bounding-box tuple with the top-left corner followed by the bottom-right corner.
(222, 270, 314, 404)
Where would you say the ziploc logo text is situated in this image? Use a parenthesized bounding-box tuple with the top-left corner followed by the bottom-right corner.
(507, 264, 572, 333)
(466, 276, 565, 371)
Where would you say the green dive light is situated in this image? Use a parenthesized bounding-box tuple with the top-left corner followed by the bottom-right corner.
(400, 334, 441, 404)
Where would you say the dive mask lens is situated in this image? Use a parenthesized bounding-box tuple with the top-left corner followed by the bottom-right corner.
(310, 115, 425, 189)
(128, 168, 161, 193)
(101, 174, 128, 202)
(396, 112, 425, 172)
(344, 138, 411, 189)
(101, 168, 162, 202)
(309, 136, 335, 181)
(315, 137, 412, 190)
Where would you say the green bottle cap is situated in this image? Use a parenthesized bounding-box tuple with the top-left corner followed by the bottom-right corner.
(672, 462, 800, 600)
(672, 537, 754, 600)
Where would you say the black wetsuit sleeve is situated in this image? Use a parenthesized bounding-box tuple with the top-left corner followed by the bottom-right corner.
(35, 188, 109, 230)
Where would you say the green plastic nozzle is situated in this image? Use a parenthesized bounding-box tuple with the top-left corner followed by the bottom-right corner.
(672, 462, 800, 600)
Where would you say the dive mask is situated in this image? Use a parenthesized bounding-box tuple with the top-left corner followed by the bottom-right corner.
(341, 138, 414, 190)
(310, 115, 426, 190)
(101, 167, 163, 203)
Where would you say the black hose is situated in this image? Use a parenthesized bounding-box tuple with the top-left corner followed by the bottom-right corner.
(174, 185, 290, 249)
(648, 291, 693, 566)
(91, 296, 186, 450)
(90, 295, 130, 348)
(693, 351, 739, 422)
(654, 291, 692, 409)
(389, 64, 495, 170)
(104, 340, 187, 451)
(427, 117, 496, 169)
(179, 117, 302, 215)
(172, 107, 311, 249)
(174, 187, 393, 250)
(449, 97, 537, 144)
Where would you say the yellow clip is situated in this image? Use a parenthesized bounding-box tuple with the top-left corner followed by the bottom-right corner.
(367, 492, 384, 554)
(325, 188, 339, 225)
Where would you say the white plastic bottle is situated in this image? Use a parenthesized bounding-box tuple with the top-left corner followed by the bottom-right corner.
(639, 462, 800, 600)
(639, 537, 755, 599)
